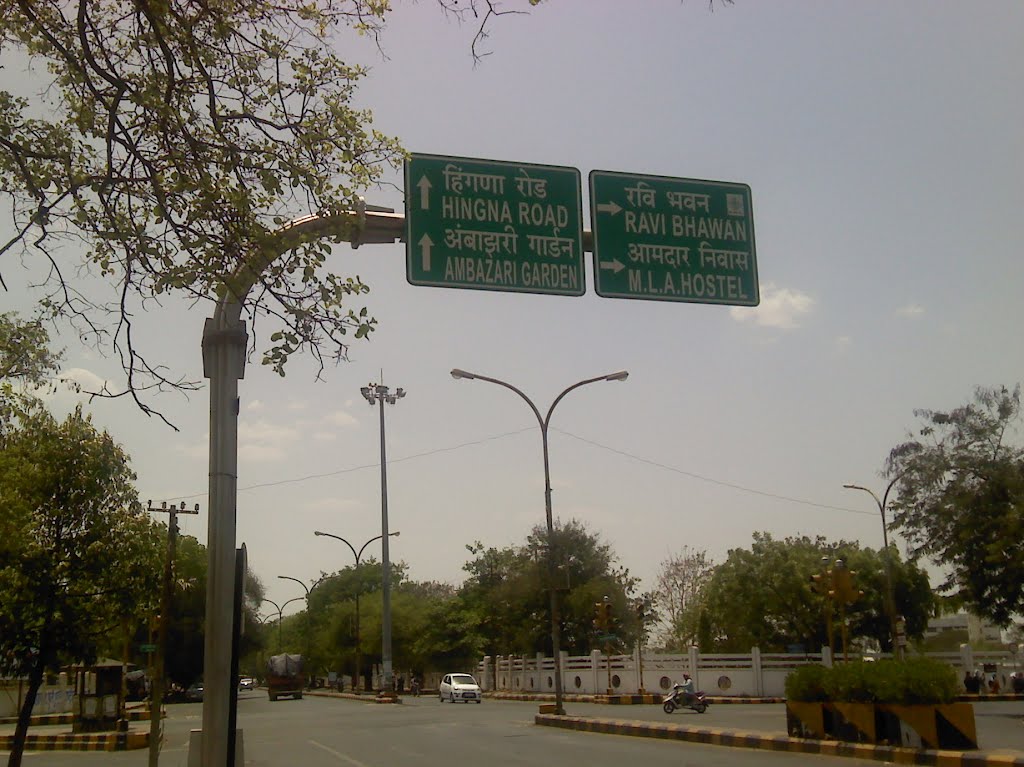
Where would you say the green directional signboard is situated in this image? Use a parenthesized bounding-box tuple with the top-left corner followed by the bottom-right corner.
(405, 153, 585, 296)
(590, 170, 759, 306)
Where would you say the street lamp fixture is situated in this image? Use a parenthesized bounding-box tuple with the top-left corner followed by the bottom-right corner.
(451, 367, 628, 715)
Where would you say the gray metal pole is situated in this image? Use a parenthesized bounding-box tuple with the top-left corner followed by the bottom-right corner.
(194, 210, 402, 766)
(378, 395, 394, 695)
(449, 369, 627, 716)
(201, 314, 246, 767)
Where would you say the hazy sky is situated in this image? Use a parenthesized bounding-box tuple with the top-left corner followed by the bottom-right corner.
(6, 1, 1023, 618)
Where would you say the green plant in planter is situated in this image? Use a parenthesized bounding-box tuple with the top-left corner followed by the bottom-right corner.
(785, 658, 958, 704)
(785, 664, 830, 702)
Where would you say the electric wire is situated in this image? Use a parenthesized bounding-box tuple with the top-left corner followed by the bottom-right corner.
(164, 426, 874, 516)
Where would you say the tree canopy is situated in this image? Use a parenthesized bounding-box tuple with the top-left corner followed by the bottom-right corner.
(886, 384, 1024, 626)
(677, 532, 935, 653)
(0, 1, 406, 422)
(0, 1, 564, 425)
(0, 404, 160, 767)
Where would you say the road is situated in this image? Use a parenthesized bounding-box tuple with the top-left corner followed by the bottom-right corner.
(9, 692, 1023, 766)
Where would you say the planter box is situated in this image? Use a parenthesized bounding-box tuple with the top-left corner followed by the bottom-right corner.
(786, 701, 977, 749)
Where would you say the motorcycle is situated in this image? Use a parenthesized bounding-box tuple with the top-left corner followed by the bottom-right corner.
(662, 683, 708, 714)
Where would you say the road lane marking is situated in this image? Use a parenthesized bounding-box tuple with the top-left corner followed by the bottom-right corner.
(309, 739, 372, 767)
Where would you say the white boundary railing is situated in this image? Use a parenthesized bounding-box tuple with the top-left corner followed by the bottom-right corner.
(477, 644, 1022, 697)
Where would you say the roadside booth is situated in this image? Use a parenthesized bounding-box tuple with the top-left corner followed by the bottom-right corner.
(69, 659, 126, 732)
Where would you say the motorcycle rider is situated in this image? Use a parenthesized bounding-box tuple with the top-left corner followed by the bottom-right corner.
(678, 673, 697, 706)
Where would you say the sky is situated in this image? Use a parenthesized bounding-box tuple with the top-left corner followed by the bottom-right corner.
(5, 1, 1024, 621)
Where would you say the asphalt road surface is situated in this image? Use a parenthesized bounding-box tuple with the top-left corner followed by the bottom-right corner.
(8, 692, 1023, 766)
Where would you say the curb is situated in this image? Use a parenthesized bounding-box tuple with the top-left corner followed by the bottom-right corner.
(0, 709, 156, 727)
(485, 692, 783, 705)
(305, 690, 402, 704)
(0, 730, 149, 752)
(535, 714, 1024, 766)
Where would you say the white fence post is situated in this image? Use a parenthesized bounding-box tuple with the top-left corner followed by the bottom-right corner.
(688, 645, 699, 690)
(821, 645, 833, 668)
(960, 643, 974, 676)
(751, 646, 763, 697)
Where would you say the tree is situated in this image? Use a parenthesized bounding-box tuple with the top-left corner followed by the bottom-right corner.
(886, 385, 1024, 626)
(458, 520, 641, 659)
(652, 546, 714, 649)
(0, 313, 62, 429)
(0, 1, 405, 422)
(679, 533, 935, 653)
(0, 405, 159, 767)
(0, 1, 557, 423)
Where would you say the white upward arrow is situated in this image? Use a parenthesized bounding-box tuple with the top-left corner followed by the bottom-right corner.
(599, 259, 625, 273)
(417, 176, 432, 209)
(419, 233, 434, 271)
(596, 201, 622, 216)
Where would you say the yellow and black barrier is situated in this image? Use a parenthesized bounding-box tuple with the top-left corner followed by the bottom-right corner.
(0, 730, 148, 752)
(536, 714, 1024, 767)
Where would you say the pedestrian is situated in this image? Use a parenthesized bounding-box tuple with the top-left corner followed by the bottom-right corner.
(411, 677, 421, 697)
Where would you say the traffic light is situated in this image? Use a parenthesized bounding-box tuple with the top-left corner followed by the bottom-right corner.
(809, 573, 826, 595)
(594, 602, 608, 631)
(602, 601, 613, 629)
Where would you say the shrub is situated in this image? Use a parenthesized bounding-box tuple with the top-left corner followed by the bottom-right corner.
(785, 658, 959, 704)
(785, 664, 829, 702)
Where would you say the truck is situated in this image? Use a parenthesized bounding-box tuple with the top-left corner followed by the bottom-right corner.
(266, 653, 304, 701)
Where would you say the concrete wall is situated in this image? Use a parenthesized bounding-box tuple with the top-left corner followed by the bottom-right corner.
(0, 678, 74, 718)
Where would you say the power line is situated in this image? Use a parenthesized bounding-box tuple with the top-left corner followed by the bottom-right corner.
(167, 425, 873, 516)
(549, 427, 875, 516)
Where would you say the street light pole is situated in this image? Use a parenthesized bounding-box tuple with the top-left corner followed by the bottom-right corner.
(843, 477, 903, 659)
(360, 381, 405, 696)
(260, 598, 303, 654)
(450, 368, 628, 715)
(313, 530, 400, 692)
(277, 576, 313, 687)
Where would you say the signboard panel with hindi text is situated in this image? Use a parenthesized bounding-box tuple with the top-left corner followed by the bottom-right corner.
(405, 154, 585, 296)
(590, 170, 759, 306)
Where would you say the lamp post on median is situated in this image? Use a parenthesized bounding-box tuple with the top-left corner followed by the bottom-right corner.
(450, 368, 629, 715)
(276, 576, 316, 687)
(361, 381, 406, 696)
(843, 477, 904, 659)
(313, 530, 400, 692)
(260, 597, 303, 654)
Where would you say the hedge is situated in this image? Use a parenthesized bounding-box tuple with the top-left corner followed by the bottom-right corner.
(785, 658, 958, 704)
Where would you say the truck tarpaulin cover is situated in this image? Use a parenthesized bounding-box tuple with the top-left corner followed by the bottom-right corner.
(267, 654, 303, 676)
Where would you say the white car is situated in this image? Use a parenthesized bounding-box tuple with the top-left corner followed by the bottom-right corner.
(439, 673, 482, 703)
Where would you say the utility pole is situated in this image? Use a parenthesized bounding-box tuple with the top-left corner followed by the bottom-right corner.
(147, 501, 199, 767)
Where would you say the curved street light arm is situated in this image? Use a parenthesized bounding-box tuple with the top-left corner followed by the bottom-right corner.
(261, 598, 282, 615)
(544, 372, 629, 430)
(314, 530, 359, 564)
(277, 575, 311, 597)
(280, 596, 305, 615)
(454, 371, 545, 429)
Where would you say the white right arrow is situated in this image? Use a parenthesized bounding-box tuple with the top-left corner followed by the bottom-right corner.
(417, 176, 433, 209)
(418, 233, 434, 271)
(599, 259, 625, 273)
(596, 201, 622, 216)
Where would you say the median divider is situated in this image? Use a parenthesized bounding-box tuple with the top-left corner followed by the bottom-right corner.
(0, 729, 149, 752)
(535, 713, 1024, 767)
